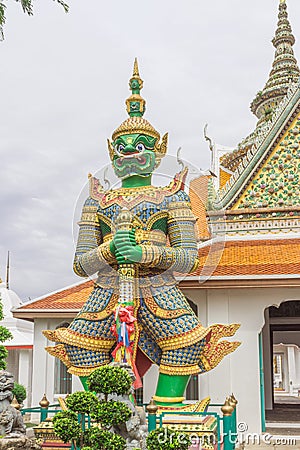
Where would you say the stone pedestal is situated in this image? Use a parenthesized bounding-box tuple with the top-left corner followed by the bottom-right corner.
(0, 436, 40, 449)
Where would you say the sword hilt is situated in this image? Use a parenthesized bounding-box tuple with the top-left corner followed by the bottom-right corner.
(115, 208, 133, 232)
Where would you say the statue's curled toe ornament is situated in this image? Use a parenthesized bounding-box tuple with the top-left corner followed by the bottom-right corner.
(44, 59, 240, 410)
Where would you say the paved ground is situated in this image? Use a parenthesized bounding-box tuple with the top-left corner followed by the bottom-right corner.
(243, 444, 300, 450)
(267, 427, 300, 435)
(266, 406, 300, 422)
(275, 396, 300, 405)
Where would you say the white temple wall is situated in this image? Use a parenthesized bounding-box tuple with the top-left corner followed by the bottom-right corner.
(18, 349, 33, 407)
(143, 364, 159, 403)
(32, 318, 56, 408)
(32, 317, 82, 409)
(181, 286, 300, 434)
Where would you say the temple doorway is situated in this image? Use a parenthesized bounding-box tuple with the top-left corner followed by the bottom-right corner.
(269, 302, 300, 407)
(262, 301, 300, 426)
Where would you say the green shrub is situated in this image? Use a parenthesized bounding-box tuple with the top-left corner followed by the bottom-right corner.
(53, 415, 81, 444)
(52, 410, 77, 424)
(53, 366, 133, 449)
(91, 400, 131, 428)
(12, 383, 27, 404)
(88, 366, 132, 397)
(0, 326, 13, 342)
(84, 428, 126, 450)
(65, 391, 99, 415)
(146, 427, 189, 450)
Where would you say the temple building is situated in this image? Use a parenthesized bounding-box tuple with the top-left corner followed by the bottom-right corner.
(185, 0, 300, 432)
(12, 0, 300, 433)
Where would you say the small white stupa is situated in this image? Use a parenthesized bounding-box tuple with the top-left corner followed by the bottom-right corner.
(0, 276, 33, 406)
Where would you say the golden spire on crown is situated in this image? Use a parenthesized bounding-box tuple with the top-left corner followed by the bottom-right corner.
(125, 58, 146, 117)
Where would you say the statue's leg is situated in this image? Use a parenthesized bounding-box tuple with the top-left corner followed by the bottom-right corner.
(44, 286, 116, 380)
(138, 285, 210, 407)
(154, 373, 190, 407)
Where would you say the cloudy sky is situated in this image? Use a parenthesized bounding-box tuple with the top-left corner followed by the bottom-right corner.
(1, 0, 300, 301)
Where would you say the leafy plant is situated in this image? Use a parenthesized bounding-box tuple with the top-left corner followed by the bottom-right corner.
(52, 410, 77, 423)
(146, 427, 189, 450)
(84, 428, 126, 450)
(91, 400, 131, 429)
(88, 366, 132, 400)
(53, 365, 133, 449)
(65, 391, 99, 415)
(53, 411, 81, 446)
(12, 383, 27, 404)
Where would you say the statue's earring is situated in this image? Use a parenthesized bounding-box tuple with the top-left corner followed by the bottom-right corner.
(155, 132, 168, 158)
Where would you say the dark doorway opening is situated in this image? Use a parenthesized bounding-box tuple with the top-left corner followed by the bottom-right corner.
(264, 302, 300, 426)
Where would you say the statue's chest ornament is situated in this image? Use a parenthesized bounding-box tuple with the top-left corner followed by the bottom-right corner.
(89, 168, 188, 210)
(99, 186, 166, 209)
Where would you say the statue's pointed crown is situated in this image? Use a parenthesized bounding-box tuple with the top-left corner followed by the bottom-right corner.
(111, 59, 161, 142)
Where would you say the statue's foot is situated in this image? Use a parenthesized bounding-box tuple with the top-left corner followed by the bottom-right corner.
(153, 395, 186, 409)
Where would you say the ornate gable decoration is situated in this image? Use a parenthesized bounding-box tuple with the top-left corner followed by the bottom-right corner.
(214, 81, 300, 210)
(233, 113, 300, 210)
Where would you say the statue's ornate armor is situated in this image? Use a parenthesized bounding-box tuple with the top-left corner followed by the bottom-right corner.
(46, 171, 239, 377)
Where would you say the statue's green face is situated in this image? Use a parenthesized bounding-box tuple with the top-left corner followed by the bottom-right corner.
(112, 133, 157, 179)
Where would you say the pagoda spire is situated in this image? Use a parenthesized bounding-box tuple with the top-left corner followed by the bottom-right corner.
(251, 0, 300, 123)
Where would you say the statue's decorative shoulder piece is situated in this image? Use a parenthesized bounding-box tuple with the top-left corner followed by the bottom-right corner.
(44, 59, 240, 409)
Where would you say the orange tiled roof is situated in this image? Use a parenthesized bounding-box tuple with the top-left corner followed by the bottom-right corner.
(19, 280, 94, 310)
(20, 238, 300, 311)
(18, 239, 300, 313)
(193, 238, 300, 277)
(189, 176, 210, 240)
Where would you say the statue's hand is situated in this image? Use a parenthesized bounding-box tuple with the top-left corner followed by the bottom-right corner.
(112, 229, 142, 265)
